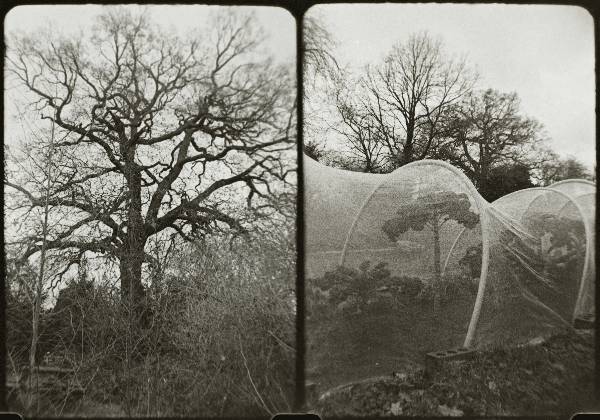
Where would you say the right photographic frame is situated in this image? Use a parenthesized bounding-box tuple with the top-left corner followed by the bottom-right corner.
(302, 3, 596, 417)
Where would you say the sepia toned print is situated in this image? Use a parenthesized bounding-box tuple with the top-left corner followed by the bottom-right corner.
(303, 4, 595, 417)
(4, 4, 296, 417)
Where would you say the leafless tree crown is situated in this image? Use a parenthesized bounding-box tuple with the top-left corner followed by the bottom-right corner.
(5, 8, 296, 300)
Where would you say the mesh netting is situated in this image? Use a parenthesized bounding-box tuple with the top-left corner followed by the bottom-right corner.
(304, 154, 595, 389)
(548, 180, 596, 318)
(305, 156, 385, 278)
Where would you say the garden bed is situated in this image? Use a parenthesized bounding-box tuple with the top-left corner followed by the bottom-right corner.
(309, 330, 595, 417)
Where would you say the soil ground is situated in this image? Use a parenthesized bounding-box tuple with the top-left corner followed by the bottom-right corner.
(307, 330, 595, 417)
(306, 293, 475, 391)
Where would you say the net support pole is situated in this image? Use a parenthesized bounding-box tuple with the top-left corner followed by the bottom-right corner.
(442, 226, 466, 277)
(339, 179, 387, 265)
(463, 208, 490, 348)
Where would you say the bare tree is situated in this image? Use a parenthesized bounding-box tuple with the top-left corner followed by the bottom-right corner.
(335, 32, 475, 168)
(331, 84, 387, 172)
(303, 140, 325, 162)
(535, 153, 593, 186)
(5, 8, 296, 306)
(303, 14, 341, 163)
(25, 120, 56, 412)
(4, 114, 74, 413)
(439, 89, 545, 193)
(303, 14, 339, 89)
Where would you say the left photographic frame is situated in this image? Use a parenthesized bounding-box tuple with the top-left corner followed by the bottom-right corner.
(4, 4, 297, 417)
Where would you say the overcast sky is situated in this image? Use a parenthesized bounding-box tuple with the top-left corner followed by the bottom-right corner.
(4, 4, 296, 148)
(306, 3, 595, 168)
(4, 4, 295, 63)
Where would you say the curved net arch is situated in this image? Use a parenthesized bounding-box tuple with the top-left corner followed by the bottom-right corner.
(548, 180, 596, 318)
(304, 154, 595, 390)
(339, 161, 490, 348)
(550, 179, 596, 197)
(476, 188, 589, 347)
(304, 155, 385, 278)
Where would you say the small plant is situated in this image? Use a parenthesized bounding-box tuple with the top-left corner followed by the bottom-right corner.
(398, 276, 423, 297)
(416, 272, 477, 311)
(308, 262, 433, 317)
(382, 191, 480, 286)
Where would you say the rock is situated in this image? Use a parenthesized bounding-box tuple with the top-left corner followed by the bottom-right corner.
(438, 404, 464, 417)
(379, 291, 393, 299)
(528, 336, 545, 346)
(393, 372, 408, 381)
(390, 401, 403, 415)
(337, 300, 353, 313)
(397, 392, 411, 403)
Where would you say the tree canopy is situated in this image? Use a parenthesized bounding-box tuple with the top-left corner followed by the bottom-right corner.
(382, 191, 479, 240)
(303, 14, 339, 87)
(480, 163, 536, 202)
(5, 8, 296, 303)
(536, 155, 593, 186)
(309, 30, 592, 197)
(438, 89, 545, 193)
(332, 32, 475, 170)
(382, 191, 479, 282)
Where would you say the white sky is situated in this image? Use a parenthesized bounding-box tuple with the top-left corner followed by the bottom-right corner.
(306, 3, 596, 168)
(4, 4, 296, 63)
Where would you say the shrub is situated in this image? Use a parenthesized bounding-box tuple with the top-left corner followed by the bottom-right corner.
(397, 276, 423, 297)
(7, 231, 296, 417)
(308, 262, 430, 316)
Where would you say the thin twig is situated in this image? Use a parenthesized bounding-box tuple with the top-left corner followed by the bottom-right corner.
(237, 334, 273, 416)
(266, 329, 294, 352)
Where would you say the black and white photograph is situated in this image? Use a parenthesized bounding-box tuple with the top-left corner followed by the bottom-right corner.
(4, 4, 297, 417)
(303, 4, 596, 416)
(3, 2, 598, 419)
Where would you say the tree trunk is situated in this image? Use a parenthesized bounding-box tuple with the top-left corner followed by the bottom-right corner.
(478, 148, 489, 195)
(402, 119, 415, 165)
(120, 153, 147, 366)
(120, 241, 145, 304)
(121, 150, 146, 305)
